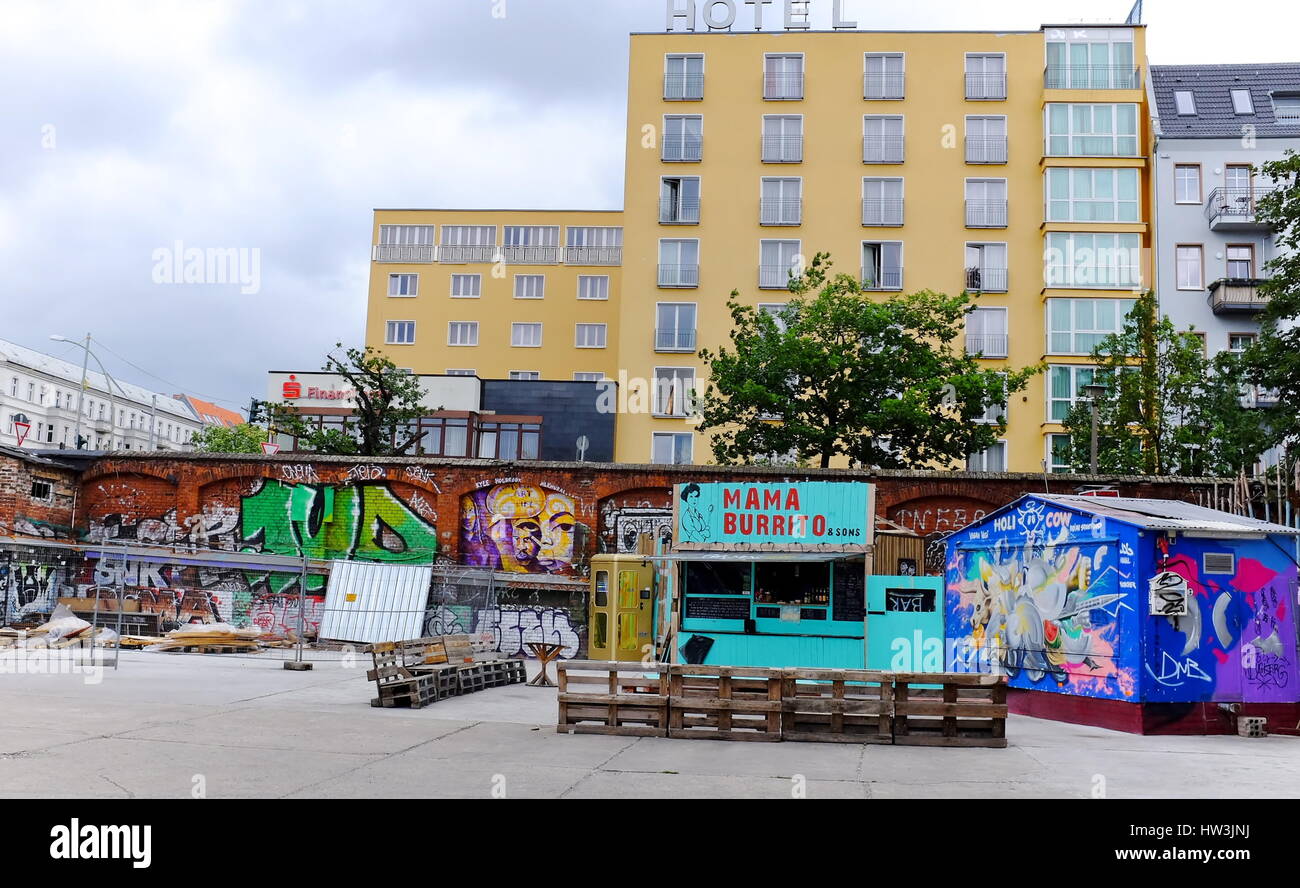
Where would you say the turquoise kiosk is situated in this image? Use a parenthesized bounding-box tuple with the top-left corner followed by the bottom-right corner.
(672, 480, 942, 670)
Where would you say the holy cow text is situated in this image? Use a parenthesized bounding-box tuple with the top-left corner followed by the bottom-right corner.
(667, 0, 861, 31)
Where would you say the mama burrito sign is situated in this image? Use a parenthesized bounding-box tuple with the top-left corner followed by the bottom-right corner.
(673, 481, 873, 552)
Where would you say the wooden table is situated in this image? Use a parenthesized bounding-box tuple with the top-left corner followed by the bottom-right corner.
(525, 642, 566, 687)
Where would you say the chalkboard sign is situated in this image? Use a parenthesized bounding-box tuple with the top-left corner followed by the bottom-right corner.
(685, 596, 751, 621)
(832, 566, 866, 623)
(886, 587, 936, 613)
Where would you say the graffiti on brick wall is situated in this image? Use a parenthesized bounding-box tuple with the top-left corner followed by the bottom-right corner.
(1, 562, 64, 618)
(461, 481, 583, 575)
(890, 497, 993, 537)
(475, 604, 582, 659)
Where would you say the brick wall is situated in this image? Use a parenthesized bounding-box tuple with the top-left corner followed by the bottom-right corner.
(0, 450, 78, 540)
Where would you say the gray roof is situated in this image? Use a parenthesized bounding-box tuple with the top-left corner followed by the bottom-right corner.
(1041, 495, 1300, 536)
(1152, 63, 1300, 139)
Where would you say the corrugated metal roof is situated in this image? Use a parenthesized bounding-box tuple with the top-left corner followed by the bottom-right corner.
(1152, 63, 1300, 139)
(1041, 495, 1300, 536)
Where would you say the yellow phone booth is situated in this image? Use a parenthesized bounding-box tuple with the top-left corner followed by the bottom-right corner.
(588, 555, 657, 662)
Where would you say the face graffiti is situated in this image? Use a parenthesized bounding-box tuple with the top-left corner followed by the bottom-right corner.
(461, 483, 582, 575)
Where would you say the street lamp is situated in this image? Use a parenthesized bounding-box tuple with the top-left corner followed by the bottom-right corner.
(50, 334, 128, 451)
(1081, 382, 1109, 475)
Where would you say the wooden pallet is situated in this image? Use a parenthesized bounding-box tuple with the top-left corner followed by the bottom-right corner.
(557, 660, 670, 737)
(457, 663, 488, 694)
(891, 672, 1008, 748)
(160, 642, 261, 654)
(780, 668, 894, 744)
(481, 659, 527, 688)
(668, 665, 784, 741)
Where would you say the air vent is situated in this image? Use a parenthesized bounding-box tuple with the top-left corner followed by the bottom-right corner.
(1204, 553, 1236, 575)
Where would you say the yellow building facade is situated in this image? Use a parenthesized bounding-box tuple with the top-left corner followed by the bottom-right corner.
(366, 23, 1152, 472)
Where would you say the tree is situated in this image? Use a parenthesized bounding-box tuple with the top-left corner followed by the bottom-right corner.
(191, 423, 270, 454)
(269, 345, 430, 456)
(695, 253, 1039, 469)
(1244, 150, 1300, 449)
(1059, 293, 1271, 476)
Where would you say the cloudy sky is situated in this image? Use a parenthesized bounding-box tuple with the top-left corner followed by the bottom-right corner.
(3, 0, 1296, 415)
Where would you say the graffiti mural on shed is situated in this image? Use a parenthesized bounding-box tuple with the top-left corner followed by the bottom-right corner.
(599, 488, 673, 554)
(461, 481, 583, 574)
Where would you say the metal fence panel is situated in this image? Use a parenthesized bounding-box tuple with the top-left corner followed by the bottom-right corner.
(319, 561, 431, 644)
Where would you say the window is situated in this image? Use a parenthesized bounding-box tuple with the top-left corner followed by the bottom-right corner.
(1227, 245, 1255, 279)
(30, 480, 53, 502)
(1228, 333, 1256, 354)
(762, 115, 803, 163)
(512, 323, 543, 348)
(503, 226, 560, 263)
(1048, 434, 1074, 473)
(658, 239, 700, 287)
(385, 321, 415, 344)
(965, 178, 1007, 227)
(1176, 246, 1203, 290)
(376, 225, 435, 260)
(577, 275, 610, 300)
(660, 176, 701, 223)
(439, 225, 496, 263)
(1231, 89, 1254, 115)
(1046, 167, 1140, 221)
(965, 53, 1006, 100)
(652, 432, 693, 465)
(1047, 298, 1136, 354)
(665, 53, 704, 100)
(965, 242, 1007, 292)
(1173, 164, 1201, 204)
(1048, 365, 1110, 421)
(1173, 90, 1196, 116)
(760, 239, 801, 289)
(864, 53, 904, 99)
(446, 369, 476, 376)
(478, 420, 542, 460)
(759, 303, 792, 332)
(1046, 104, 1139, 156)
(966, 307, 1008, 358)
(450, 273, 481, 298)
(764, 53, 803, 100)
(576, 323, 607, 349)
(656, 303, 697, 352)
(861, 242, 903, 290)
(663, 115, 703, 161)
(388, 273, 418, 297)
(967, 442, 1007, 472)
(966, 116, 1007, 163)
(514, 274, 545, 299)
(760, 177, 802, 225)
(862, 178, 903, 226)
(1273, 93, 1300, 122)
(1045, 232, 1142, 288)
(1045, 33, 1135, 89)
(508, 371, 540, 381)
(566, 226, 623, 264)
(863, 116, 904, 163)
(27, 382, 35, 401)
(409, 416, 470, 457)
(573, 372, 604, 382)
(448, 321, 479, 346)
(653, 368, 695, 417)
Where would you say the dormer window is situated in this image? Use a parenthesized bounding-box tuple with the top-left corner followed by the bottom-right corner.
(1173, 90, 1196, 115)
(1230, 89, 1254, 115)
(1273, 93, 1300, 122)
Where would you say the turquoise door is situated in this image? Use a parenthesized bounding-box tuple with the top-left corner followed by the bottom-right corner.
(866, 576, 944, 671)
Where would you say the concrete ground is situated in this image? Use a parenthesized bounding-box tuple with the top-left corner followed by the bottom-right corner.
(1, 649, 1298, 798)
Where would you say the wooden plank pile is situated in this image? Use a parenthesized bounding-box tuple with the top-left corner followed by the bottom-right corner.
(156, 624, 262, 654)
(365, 635, 526, 709)
(554, 663, 1008, 748)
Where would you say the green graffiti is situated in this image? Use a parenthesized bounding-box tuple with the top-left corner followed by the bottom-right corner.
(239, 482, 439, 594)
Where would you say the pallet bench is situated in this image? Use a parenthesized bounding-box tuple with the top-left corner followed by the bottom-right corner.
(892, 672, 1008, 748)
(668, 665, 784, 741)
(366, 636, 526, 709)
(780, 668, 893, 744)
(557, 660, 670, 737)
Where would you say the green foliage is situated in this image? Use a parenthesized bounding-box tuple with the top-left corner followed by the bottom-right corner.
(695, 253, 1040, 469)
(269, 344, 431, 456)
(190, 423, 269, 454)
(1060, 293, 1272, 476)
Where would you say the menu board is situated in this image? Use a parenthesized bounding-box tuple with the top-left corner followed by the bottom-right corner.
(684, 596, 751, 622)
(832, 567, 866, 623)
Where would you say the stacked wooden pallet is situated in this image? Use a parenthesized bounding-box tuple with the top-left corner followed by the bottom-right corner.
(892, 672, 1007, 748)
(780, 669, 893, 744)
(668, 665, 784, 741)
(365, 635, 526, 709)
(557, 661, 670, 737)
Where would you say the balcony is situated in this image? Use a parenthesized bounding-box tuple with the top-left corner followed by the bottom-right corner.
(760, 199, 803, 226)
(655, 329, 698, 352)
(1044, 65, 1140, 90)
(864, 72, 904, 100)
(764, 73, 804, 100)
(966, 200, 1008, 228)
(436, 244, 497, 264)
(502, 245, 561, 264)
(861, 198, 904, 227)
(658, 264, 699, 288)
(1208, 278, 1270, 314)
(861, 267, 903, 291)
(759, 265, 796, 289)
(659, 198, 700, 224)
(965, 137, 1007, 164)
(565, 245, 622, 265)
(966, 333, 1009, 359)
(965, 72, 1007, 100)
(863, 136, 904, 164)
(1205, 186, 1278, 231)
(372, 243, 435, 263)
(1045, 264, 1142, 289)
(664, 73, 704, 101)
(662, 139, 703, 162)
(965, 266, 1008, 292)
(761, 136, 803, 163)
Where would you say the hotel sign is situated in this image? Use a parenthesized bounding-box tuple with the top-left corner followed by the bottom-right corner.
(667, 0, 860, 31)
(673, 481, 874, 552)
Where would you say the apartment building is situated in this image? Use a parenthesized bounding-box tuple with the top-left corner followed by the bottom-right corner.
(365, 21, 1154, 473)
(1151, 64, 1300, 382)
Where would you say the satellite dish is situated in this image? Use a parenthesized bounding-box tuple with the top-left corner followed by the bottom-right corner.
(576, 435, 590, 461)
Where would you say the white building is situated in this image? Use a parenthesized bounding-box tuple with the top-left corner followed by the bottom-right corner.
(0, 339, 202, 451)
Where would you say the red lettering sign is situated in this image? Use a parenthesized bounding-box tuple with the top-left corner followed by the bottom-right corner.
(282, 375, 301, 400)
